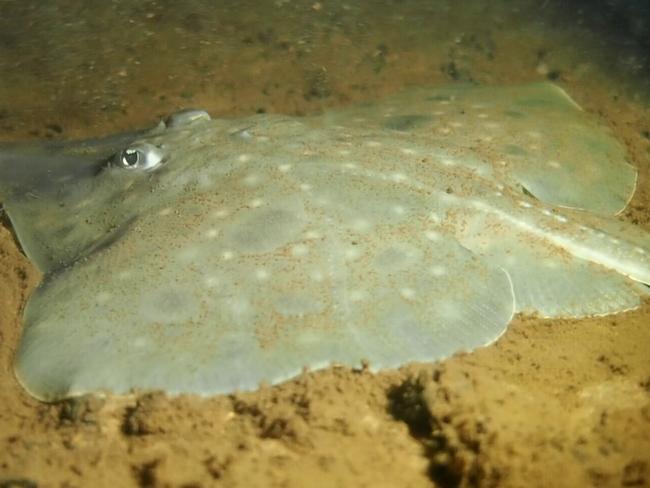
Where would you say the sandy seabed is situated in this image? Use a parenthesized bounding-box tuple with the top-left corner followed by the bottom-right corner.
(0, 1, 649, 486)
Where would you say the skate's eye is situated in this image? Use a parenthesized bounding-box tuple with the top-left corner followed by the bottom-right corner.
(113, 143, 165, 171)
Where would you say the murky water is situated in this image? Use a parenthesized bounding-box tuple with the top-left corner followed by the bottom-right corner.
(0, 0, 648, 139)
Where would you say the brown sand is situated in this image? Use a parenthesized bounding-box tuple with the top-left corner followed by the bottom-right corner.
(0, 1, 649, 486)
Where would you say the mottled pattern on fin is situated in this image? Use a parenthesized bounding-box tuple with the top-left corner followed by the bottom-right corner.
(15, 175, 514, 399)
(5, 83, 649, 401)
(323, 82, 636, 215)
